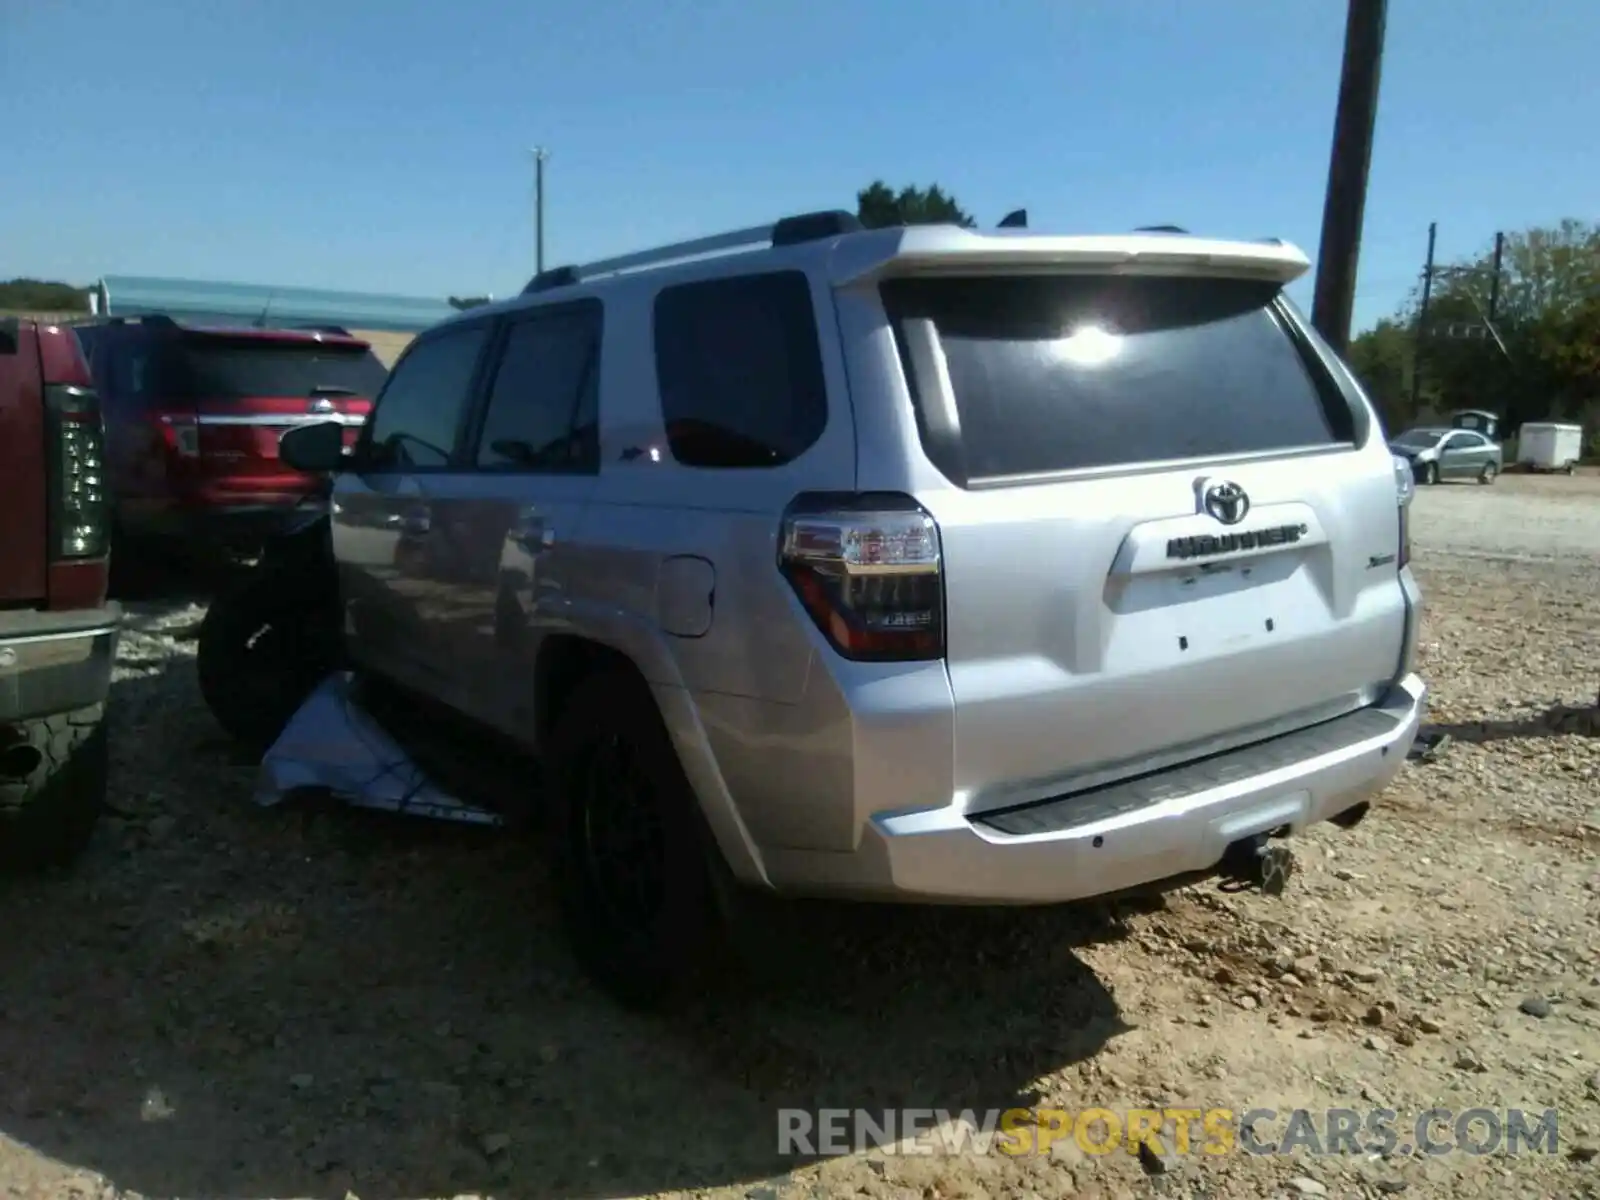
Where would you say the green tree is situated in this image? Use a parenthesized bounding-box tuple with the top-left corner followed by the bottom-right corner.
(855, 181, 976, 230)
(1410, 220, 1600, 432)
(1344, 317, 1414, 433)
(1347, 219, 1600, 439)
(0, 278, 90, 312)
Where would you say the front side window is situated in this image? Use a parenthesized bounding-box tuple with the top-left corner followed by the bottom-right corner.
(363, 324, 489, 470)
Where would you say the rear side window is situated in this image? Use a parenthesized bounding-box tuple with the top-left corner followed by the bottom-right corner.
(363, 325, 489, 470)
(653, 270, 828, 468)
(474, 303, 602, 473)
(177, 336, 390, 401)
(882, 275, 1350, 483)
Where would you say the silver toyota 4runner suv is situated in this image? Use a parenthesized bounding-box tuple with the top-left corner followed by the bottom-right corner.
(279, 210, 1425, 1007)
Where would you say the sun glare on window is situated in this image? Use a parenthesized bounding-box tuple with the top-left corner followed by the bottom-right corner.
(1053, 325, 1122, 367)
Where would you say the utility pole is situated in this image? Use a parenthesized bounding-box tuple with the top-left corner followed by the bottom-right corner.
(1310, 0, 1388, 355)
(531, 146, 550, 274)
(1488, 230, 1505, 323)
(1411, 220, 1437, 409)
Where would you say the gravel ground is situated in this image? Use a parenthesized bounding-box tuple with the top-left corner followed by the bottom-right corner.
(2, 474, 1598, 1200)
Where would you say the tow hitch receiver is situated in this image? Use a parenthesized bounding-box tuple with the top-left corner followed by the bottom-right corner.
(1219, 835, 1295, 897)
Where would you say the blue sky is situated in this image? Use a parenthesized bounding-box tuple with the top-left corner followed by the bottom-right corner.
(2, 0, 1591, 331)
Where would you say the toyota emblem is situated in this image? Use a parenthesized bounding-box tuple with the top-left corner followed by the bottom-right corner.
(1202, 480, 1250, 526)
(309, 396, 335, 415)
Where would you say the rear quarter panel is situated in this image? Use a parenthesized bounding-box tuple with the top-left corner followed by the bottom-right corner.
(564, 268, 858, 704)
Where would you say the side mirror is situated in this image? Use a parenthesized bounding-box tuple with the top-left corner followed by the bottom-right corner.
(280, 420, 349, 473)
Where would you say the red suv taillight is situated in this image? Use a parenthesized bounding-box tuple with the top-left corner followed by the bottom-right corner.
(44, 384, 110, 559)
(778, 492, 945, 662)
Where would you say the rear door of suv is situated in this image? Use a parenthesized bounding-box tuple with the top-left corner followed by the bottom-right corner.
(431, 298, 605, 739)
(864, 262, 1409, 813)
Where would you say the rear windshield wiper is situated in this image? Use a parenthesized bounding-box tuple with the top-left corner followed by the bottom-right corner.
(308, 385, 360, 397)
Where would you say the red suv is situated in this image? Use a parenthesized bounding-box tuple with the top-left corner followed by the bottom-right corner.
(72, 316, 388, 556)
(0, 318, 116, 869)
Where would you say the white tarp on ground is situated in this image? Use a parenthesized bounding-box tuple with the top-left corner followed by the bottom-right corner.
(253, 672, 502, 827)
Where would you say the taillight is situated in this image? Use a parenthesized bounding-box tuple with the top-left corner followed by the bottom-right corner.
(778, 493, 945, 662)
(155, 411, 200, 457)
(1392, 453, 1415, 569)
(44, 384, 109, 559)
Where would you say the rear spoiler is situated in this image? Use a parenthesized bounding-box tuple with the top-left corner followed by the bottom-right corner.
(831, 227, 1310, 288)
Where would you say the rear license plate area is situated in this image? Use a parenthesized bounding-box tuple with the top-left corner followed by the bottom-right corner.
(1164, 563, 1278, 653)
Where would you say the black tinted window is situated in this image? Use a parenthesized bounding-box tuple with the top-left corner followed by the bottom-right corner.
(476, 305, 601, 472)
(883, 275, 1348, 482)
(653, 271, 827, 468)
(176, 336, 389, 400)
(364, 325, 488, 470)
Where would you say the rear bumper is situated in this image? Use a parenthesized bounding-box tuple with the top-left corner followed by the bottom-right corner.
(0, 605, 121, 724)
(759, 673, 1426, 905)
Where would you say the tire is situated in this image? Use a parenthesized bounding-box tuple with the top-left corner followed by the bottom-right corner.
(1422, 461, 1439, 485)
(544, 668, 723, 1010)
(196, 566, 341, 753)
(1479, 462, 1498, 485)
(0, 704, 108, 872)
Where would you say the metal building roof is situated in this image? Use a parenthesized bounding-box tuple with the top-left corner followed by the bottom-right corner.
(92, 275, 458, 334)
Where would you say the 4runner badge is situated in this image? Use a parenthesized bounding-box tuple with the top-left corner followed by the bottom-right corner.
(1167, 523, 1310, 560)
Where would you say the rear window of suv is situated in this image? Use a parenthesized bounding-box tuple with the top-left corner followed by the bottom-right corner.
(176, 335, 390, 400)
(881, 275, 1351, 484)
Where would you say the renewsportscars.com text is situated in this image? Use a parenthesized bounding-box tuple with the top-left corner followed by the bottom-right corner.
(777, 1106, 1561, 1158)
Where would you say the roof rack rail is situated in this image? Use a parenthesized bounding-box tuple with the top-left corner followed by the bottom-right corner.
(1134, 224, 1190, 234)
(517, 207, 867, 294)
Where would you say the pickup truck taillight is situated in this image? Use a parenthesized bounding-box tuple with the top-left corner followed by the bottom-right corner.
(45, 384, 109, 559)
(778, 492, 945, 662)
